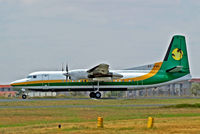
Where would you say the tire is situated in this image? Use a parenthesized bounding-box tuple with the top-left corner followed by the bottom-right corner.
(89, 92, 95, 98)
(95, 92, 101, 99)
(22, 94, 27, 99)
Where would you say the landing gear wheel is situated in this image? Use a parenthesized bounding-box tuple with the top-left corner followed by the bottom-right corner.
(89, 92, 96, 98)
(95, 92, 101, 99)
(22, 94, 27, 99)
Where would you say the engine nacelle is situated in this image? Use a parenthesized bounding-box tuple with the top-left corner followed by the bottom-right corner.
(112, 72, 123, 79)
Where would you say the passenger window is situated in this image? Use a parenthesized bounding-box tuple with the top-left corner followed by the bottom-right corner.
(33, 75, 37, 78)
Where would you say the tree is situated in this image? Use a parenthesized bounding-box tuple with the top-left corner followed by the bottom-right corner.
(191, 83, 200, 96)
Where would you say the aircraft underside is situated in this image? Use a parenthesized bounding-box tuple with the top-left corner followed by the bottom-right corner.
(20, 87, 128, 99)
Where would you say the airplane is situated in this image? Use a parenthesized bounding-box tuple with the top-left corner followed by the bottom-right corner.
(10, 35, 191, 99)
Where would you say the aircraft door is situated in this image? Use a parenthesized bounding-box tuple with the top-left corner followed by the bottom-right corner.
(42, 74, 49, 89)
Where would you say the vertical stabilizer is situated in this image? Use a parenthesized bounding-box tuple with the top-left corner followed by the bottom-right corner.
(162, 35, 190, 73)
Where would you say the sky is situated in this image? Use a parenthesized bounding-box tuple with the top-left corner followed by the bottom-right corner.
(0, 0, 200, 84)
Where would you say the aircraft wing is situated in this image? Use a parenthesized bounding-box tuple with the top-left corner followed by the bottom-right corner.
(87, 64, 111, 78)
(87, 63, 123, 81)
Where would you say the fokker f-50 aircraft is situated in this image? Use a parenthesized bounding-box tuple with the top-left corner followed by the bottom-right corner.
(11, 35, 191, 99)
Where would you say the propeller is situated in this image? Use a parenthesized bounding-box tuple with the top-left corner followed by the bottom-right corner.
(61, 63, 71, 81)
(65, 64, 71, 81)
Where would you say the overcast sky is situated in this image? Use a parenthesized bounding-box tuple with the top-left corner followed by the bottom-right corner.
(0, 0, 200, 84)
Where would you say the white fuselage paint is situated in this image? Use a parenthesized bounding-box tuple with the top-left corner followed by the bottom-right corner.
(11, 69, 191, 91)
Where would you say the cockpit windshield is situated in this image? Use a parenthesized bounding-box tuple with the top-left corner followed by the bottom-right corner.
(27, 75, 37, 79)
(27, 76, 32, 78)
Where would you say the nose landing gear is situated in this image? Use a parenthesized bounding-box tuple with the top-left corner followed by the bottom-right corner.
(22, 94, 27, 99)
(21, 88, 28, 99)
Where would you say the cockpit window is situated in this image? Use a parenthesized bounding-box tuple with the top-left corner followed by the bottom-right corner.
(27, 76, 32, 78)
(27, 75, 37, 79)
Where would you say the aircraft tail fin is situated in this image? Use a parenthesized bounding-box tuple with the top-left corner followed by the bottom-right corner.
(162, 35, 190, 73)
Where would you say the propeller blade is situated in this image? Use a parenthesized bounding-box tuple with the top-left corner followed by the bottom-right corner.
(65, 64, 71, 80)
(61, 63, 64, 71)
(66, 64, 68, 73)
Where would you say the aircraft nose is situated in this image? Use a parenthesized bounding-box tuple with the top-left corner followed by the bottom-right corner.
(10, 79, 27, 86)
(10, 80, 19, 86)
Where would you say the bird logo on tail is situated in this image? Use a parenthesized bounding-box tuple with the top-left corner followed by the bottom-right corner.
(172, 48, 183, 60)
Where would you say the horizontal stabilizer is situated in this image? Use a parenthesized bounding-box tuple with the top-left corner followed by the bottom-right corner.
(166, 66, 183, 73)
(125, 63, 154, 70)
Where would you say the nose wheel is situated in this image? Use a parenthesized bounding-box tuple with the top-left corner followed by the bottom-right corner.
(89, 92, 101, 99)
(22, 94, 27, 99)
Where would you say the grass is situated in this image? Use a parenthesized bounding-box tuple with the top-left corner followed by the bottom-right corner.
(164, 103, 200, 108)
(0, 98, 200, 133)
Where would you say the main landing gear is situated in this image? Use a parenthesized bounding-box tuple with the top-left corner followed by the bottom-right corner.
(90, 81, 101, 99)
(89, 91, 101, 99)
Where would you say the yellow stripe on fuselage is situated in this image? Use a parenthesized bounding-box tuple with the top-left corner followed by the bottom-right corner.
(122, 62, 162, 82)
(11, 80, 65, 86)
(11, 79, 90, 86)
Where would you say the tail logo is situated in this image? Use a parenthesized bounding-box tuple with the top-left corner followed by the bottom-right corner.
(172, 48, 183, 60)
